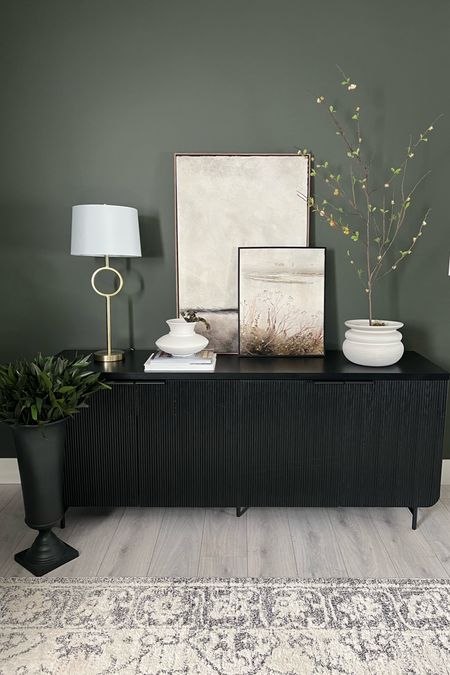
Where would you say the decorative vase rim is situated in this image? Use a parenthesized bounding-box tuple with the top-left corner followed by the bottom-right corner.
(167, 318, 195, 325)
(345, 319, 404, 330)
(8, 418, 68, 430)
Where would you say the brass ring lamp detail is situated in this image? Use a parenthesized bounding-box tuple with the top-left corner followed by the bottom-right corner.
(91, 256, 124, 362)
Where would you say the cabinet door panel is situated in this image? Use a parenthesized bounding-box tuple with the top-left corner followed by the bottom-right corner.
(239, 380, 376, 505)
(367, 380, 447, 507)
(138, 380, 241, 506)
(239, 379, 446, 506)
(64, 383, 138, 506)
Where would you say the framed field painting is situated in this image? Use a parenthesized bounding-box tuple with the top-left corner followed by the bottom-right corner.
(238, 247, 325, 357)
(175, 153, 310, 353)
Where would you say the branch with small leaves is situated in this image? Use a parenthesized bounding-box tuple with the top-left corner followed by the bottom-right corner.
(299, 68, 441, 323)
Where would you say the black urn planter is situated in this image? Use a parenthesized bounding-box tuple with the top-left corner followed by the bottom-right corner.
(12, 419, 78, 576)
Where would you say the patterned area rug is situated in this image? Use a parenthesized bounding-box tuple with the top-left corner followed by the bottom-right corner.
(1, 578, 450, 674)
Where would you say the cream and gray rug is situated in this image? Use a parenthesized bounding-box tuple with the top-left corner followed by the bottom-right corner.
(1, 577, 450, 674)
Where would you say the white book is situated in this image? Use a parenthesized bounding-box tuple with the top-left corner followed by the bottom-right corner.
(144, 351, 217, 372)
(147, 350, 214, 364)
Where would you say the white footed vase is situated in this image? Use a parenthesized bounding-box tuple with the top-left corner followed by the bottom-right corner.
(342, 320, 404, 367)
(156, 318, 209, 357)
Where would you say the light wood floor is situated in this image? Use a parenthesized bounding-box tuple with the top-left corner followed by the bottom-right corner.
(1, 484, 450, 578)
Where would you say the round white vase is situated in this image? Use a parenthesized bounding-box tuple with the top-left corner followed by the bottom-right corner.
(155, 318, 209, 357)
(342, 319, 404, 367)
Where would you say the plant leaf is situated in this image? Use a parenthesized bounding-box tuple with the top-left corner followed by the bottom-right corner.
(0, 353, 109, 425)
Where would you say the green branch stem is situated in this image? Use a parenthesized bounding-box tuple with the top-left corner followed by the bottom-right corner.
(308, 72, 440, 322)
(375, 209, 430, 282)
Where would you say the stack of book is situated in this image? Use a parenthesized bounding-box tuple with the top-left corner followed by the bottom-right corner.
(144, 350, 217, 372)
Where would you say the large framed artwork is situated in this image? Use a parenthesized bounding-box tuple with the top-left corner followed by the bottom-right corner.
(238, 247, 325, 357)
(175, 153, 310, 353)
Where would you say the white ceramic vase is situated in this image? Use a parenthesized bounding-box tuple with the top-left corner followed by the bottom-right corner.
(155, 318, 209, 357)
(342, 319, 404, 367)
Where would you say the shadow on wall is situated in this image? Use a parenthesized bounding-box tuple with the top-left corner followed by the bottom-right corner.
(121, 214, 164, 349)
(140, 214, 164, 259)
(404, 321, 433, 357)
(309, 198, 339, 350)
(324, 249, 338, 350)
(386, 272, 400, 322)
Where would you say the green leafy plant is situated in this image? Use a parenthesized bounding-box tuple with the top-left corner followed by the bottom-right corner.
(299, 67, 441, 324)
(0, 354, 110, 426)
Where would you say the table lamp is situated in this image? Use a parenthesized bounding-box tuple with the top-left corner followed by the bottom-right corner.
(71, 204, 141, 362)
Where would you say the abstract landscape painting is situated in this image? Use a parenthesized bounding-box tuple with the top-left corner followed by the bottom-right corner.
(175, 154, 310, 353)
(239, 247, 325, 357)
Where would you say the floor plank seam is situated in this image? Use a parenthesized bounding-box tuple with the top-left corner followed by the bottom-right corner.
(195, 509, 207, 577)
(145, 508, 166, 576)
(365, 513, 399, 578)
(369, 512, 404, 578)
(0, 487, 17, 515)
(327, 509, 352, 578)
(245, 510, 249, 578)
(96, 508, 128, 576)
(286, 510, 300, 577)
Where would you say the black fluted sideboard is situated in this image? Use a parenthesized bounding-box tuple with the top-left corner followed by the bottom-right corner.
(60, 350, 449, 529)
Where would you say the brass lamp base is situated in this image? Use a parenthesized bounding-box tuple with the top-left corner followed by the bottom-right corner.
(94, 349, 124, 363)
(91, 255, 125, 364)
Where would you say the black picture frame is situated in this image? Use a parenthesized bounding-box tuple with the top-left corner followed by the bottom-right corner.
(238, 246, 326, 358)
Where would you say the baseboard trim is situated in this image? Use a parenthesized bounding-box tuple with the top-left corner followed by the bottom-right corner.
(0, 458, 20, 484)
(441, 459, 450, 485)
(1, 458, 450, 486)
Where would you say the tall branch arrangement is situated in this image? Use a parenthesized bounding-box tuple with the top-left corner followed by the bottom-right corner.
(299, 68, 441, 324)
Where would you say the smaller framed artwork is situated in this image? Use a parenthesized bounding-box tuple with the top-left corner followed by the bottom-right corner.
(238, 247, 325, 357)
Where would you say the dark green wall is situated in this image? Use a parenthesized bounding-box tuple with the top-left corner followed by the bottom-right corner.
(1, 0, 449, 458)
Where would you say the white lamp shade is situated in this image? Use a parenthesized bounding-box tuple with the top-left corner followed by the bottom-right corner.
(71, 204, 141, 257)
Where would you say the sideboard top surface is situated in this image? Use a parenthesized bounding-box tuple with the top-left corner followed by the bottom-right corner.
(59, 350, 449, 381)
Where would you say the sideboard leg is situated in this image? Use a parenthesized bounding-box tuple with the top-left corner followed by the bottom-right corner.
(236, 507, 248, 518)
(408, 506, 418, 530)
